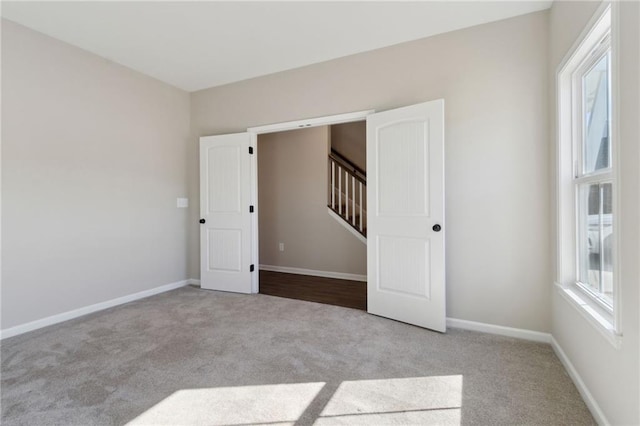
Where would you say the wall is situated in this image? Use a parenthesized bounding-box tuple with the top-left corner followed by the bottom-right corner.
(330, 121, 366, 171)
(258, 126, 366, 275)
(1, 20, 191, 330)
(549, 1, 640, 424)
(191, 11, 551, 332)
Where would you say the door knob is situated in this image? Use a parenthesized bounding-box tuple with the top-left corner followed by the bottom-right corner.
(199, 218, 206, 224)
(432, 224, 441, 232)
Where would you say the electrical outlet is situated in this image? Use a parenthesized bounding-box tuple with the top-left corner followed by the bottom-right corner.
(279, 243, 284, 252)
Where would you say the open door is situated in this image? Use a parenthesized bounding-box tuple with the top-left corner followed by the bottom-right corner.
(200, 133, 253, 293)
(366, 100, 446, 332)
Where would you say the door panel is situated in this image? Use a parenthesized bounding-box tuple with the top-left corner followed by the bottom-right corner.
(378, 236, 431, 298)
(207, 145, 242, 213)
(208, 228, 242, 272)
(200, 133, 253, 293)
(367, 100, 445, 332)
(378, 120, 429, 215)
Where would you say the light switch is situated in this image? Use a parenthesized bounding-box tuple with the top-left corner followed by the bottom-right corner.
(177, 198, 189, 208)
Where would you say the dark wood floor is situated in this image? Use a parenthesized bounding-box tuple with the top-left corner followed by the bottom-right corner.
(259, 270, 367, 310)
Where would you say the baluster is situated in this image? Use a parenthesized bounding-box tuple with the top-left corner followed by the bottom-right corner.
(345, 169, 349, 220)
(338, 166, 342, 215)
(359, 181, 363, 231)
(331, 160, 335, 210)
(352, 175, 356, 225)
(327, 159, 330, 206)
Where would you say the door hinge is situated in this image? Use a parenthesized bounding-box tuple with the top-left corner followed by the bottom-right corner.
(249, 146, 254, 154)
(249, 205, 254, 213)
(250, 264, 255, 272)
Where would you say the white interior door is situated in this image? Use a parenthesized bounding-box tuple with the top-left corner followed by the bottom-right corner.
(200, 133, 253, 293)
(366, 100, 446, 332)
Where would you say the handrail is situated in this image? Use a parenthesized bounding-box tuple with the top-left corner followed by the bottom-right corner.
(329, 151, 366, 184)
(330, 149, 366, 180)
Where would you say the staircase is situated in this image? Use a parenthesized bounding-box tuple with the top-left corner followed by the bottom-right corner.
(328, 149, 367, 243)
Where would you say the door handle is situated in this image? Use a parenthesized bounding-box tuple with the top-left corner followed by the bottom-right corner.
(199, 218, 206, 224)
(432, 224, 441, 232)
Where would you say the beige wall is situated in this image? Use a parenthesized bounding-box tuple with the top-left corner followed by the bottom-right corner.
(191, 11, 551, 332)
(1, 20, 191, 330)
(258, 126, 366, 274)
(549, 2, 639, 424)
(330, 121, 366, 171)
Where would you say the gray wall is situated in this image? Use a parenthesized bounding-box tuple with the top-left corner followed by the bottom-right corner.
(1, 20, 191, 329)
(258, 127, 366, 275)
(330, 121, 366, 171)
(549, 2, 639, 424)
(191, 11, 551, 332)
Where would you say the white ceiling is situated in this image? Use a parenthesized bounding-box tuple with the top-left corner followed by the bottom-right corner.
(1, 1, 552, 92)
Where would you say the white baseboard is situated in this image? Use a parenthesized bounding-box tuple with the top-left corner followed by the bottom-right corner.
(187, 279, 201, 286)
(259, 264, 367, 282)
(550, 336, 609, 426)
(0, 279, 190, 340)
(446, 317, 552, 343)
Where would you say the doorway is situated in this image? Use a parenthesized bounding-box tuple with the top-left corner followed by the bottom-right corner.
(255, 124, 367, 310)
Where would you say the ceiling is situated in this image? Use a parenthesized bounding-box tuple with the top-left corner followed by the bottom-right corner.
(1, 1, 552, 92)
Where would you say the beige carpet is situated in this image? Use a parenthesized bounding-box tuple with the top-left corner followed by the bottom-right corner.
(1, 286, 594, 425)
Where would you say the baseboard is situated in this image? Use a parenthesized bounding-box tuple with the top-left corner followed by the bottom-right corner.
(259, 264, 367, 282)
(0, 279, 190, 340)
(187, 279, 201, 286)
(446, 317, 552, 343)
(550, 336, 609, 425)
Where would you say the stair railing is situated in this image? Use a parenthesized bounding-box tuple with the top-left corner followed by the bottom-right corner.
(328, 149, 366, 237)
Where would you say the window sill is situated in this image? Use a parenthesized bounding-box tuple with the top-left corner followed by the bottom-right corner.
(554, 282, 622, 349)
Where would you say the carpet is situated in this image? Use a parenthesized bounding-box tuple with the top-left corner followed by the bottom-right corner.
(1, 286, 594, 425)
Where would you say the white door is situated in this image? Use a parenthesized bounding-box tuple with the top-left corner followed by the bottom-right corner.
(200, 133, 253, 293)
(366, 100, 446, 332)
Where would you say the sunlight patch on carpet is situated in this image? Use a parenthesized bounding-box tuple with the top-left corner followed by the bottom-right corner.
(126, 375, 463, 425)
(126, 382, 325, 426)
(317, 375, 463, 425)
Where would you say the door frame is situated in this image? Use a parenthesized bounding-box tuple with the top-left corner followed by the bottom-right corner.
(246, 109, 375, 293)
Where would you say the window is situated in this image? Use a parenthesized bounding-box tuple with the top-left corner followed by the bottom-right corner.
(557, 4, 620, 343)
(575, 37, 613, 308)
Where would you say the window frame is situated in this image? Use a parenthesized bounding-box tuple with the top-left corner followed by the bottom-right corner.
(555, 2, 622, 347)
